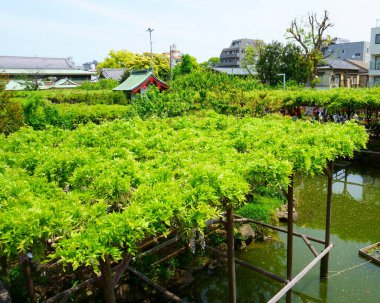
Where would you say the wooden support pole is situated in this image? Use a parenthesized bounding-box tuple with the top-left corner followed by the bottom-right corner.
(112, 255, 132, 287)
(286, 174, 294, 303)
(268, 244, 334, 303)
(99, 256, 116, 303)
(126, 265, 184, 303)
(206, 246, 288, 285)
(233, 215, 326, 245)
(226, 205, 237, 303)
(301, 234, 319, 257)
(20, 254, 35, 303)
(0, 256, 8, 276)
(321, 161, 333, 279)
(138, 235, 181, 258)
(152, 247, 187, 266)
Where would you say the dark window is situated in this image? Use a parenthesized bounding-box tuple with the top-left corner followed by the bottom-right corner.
(376, 34, 380, 44)
(341, 49, 345, 54)
(355, 53, 361, 56)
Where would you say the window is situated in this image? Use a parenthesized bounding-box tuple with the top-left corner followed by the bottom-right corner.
(376, 34, 380, 44)
(355, 53, 361, 57)
(341, 49, 345, 54)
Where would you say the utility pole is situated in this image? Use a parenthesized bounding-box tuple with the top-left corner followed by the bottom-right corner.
(169, 44, 176, 81)
(146, 28, 154, 70)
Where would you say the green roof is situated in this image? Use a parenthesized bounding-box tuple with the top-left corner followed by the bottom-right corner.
(113, 69, 167, 92)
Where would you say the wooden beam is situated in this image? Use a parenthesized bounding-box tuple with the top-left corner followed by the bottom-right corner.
(321, 161, 333, 279)
(151, 247, 187, 266)
(126, 265, 184, 303)
(268, 244, 334, 303)
(286, 174, 294, 303)
(206, 246, 288, 285)
(226, 205, 237, 303)
(301, 235, 319, 257)
(233, 215, 326, 245)
(138, 235, 181, 258)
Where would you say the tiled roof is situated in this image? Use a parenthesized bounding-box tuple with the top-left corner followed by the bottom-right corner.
(0, 56, 76, 69)
(344, 59, 369, 71)
(100, 68, 126, 81)
(318, 59, 360, 70)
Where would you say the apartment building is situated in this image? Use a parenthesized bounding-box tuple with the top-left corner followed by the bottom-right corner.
(217, 39, 262, 68)
(368, 24, 380, 87)
(323, 40, 370, 63)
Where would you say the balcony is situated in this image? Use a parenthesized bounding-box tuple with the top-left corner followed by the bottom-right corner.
(369, 61, 380, 70)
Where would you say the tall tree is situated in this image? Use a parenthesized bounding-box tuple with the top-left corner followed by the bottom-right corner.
(172, 54, 199, 78)
(286, 10, 333, 86)
(200, 57, 220, 69)
(98, 50, 170, 80)
(241, 41, 264, 75)
(255, 42, 283, 86)
(255, 42, 310, 86)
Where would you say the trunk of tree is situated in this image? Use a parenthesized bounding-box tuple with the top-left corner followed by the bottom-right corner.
(99, 255, 116, 303)
(1, 255, 8, 276)
(20, 254, 35, 303)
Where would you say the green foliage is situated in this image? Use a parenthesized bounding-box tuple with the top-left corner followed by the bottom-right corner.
(97, 50, 170, 80)
(79, 79, 119, 90)
(237, 196, 283, 223)
(0, 112, 368, 271)
(0, 91, 24, 135)
(256, 42, 310, 86)
(200, 57, 220, 69)
(172, 54, 199, 78)
(21, 96, 135, 130)
(241, 41, 264, 74)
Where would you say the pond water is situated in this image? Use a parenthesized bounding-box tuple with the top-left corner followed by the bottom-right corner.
(183, 163, 380, 302)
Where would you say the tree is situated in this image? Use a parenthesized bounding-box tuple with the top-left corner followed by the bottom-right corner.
(281, 43, 310, 84)
(241, 41, 264, 75)
(172, 54, 199, 78)
(0, 77, 24, 135)
(97, 50, 170, 81)
(200, 57, 220, 69)
(255, 42, 283, 86)
(255, 42, 310, 86)
(286, 10, 333, 86)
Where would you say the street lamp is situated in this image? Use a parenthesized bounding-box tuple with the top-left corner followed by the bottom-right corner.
(146, 28, 154, 70)
(277, 73, 286, 90)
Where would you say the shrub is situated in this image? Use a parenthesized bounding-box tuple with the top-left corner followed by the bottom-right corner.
(0, 91, 24, 135)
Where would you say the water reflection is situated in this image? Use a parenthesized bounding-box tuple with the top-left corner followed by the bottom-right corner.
(332, 164, 380, 203)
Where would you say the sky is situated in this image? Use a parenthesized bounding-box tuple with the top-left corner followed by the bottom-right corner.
(1, 0, 380, 65)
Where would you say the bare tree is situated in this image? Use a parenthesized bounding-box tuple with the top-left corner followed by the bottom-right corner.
(286, 10, 333, 86)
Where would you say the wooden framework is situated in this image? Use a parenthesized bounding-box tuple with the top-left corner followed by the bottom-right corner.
(42, 162, 335, 303)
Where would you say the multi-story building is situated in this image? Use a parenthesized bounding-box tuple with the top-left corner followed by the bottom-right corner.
(368, 23, 380, 87)
(322, 39, 370, 63)
(217, 39, 262, 68)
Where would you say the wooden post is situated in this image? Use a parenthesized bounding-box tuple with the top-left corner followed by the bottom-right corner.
(226, 205, 236, 303)
(321, 161, 333, 279)
(20, 254, 35, 303)
(99, 256, 116, 303)
(286, 174, 294, 303)
(0, 255, 8, 276)
(268, 244, 334, 303)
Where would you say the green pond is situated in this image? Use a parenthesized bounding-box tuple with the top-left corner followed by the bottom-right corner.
(183, 163, 380, 302)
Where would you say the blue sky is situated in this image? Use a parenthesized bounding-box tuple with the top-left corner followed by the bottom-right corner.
(1, 0, 379, 65)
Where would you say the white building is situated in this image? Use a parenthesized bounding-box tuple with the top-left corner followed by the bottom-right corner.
(368, 21, 380, 87)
